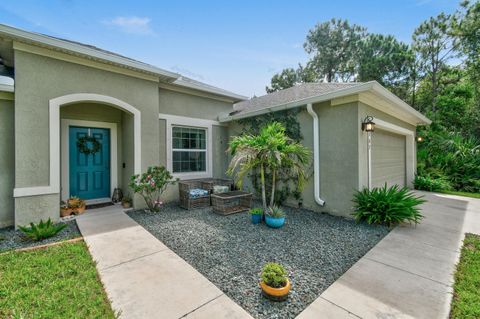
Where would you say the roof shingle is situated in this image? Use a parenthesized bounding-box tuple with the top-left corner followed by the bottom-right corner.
(232, 82, 363, 116)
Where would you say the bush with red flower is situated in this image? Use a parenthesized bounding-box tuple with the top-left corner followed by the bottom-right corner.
(129, 166, 178, 212)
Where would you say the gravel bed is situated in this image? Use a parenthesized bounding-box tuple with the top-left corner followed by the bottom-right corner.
(128, 203, 389, 319)
(0, 220, 81, 253)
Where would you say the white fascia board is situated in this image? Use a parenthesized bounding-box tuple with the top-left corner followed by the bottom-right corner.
(219, 82, 376, 122)
(370, 82, 431, 125)
(0, 83, 14, 92)
(173, 78, 248, 102)
(220, 81, 432, 126)
(0, 24, 179, 80)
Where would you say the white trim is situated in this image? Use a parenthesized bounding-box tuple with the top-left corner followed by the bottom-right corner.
(159, 113, 223, 126)
(221, 81, 431, 126)
(0, 83, 14, 92)
(1, 24, 179, 80)
(61, 119, 118, 201)
(14, 93, 141, 198)
(172, 77, 248, 101)
(372, 117, 416, 188)
(160, 113, 213, 180)
(306, 104, 325, 206)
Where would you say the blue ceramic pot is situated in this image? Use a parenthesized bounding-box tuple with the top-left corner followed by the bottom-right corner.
(265, 216, 285, 228)
(251, 214, 262, 224)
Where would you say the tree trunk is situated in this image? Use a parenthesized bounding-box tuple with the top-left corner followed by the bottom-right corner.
(260, 164, 267, 212)
(270, 168, 276, 207)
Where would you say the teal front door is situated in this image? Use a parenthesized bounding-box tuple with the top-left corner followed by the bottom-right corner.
(69, 126, 111, 200)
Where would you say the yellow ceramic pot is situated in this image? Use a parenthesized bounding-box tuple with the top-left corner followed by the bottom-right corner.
(260, 279, 291, 301)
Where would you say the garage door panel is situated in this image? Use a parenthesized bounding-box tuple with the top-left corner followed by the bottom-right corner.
(372, 130, 406, 188)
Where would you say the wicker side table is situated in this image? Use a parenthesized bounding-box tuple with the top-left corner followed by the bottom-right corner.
(211, 191, 252, 215)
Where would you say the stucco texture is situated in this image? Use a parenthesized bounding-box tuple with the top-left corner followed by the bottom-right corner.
(0, 98, 14, 227)
(159, 88, 233, 120)
(14, 48, 159, 222)
(358, 102, 417, 189)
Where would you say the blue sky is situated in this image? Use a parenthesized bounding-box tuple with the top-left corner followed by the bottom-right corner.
(0, 0, 459, 97)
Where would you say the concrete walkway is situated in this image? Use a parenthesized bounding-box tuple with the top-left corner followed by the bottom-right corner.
(297, 191, 480, 319)
(76, 205, 252, 319)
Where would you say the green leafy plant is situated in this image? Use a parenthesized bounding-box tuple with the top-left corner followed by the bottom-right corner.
(266, 205, 286, 218)
(228, 122, 311, 212)
(261, 262, 288, 288)
(67, 196, 85, 209)
(129, 166, 178, 212)
(352, 184, 426, 226)
(18, 219, 67, 241)
(414, 174, 452, 191)
(121, 194, 132, 204)
(249, 208, 263, 215)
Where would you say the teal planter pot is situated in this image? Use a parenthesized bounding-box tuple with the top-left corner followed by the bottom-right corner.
(265, 216, 285, 228)
(251, 214, 262, 224)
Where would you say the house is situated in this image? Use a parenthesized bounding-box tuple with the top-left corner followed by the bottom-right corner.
(0, 24, 430, 228)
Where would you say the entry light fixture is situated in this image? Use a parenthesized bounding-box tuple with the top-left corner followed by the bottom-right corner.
(417, 135, 424, 142)
(361, 116, 375, 132)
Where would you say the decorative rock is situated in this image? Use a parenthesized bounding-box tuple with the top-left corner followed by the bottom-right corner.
(128, 203, 389, 319)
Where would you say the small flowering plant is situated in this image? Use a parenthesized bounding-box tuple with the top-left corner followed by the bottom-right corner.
(129, 166, 178, 212)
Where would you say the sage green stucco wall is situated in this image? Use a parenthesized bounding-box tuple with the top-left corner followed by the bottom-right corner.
(0, 99, 15, 227)
(212, 125, 230, 179)
(14, 49, 159, 225)
(226, 102, 359, 218)
(159, 89, 233, 120)
(358, 102, 417, 189)
(314, 101, 359, 216)
(157, 89, 235, 202)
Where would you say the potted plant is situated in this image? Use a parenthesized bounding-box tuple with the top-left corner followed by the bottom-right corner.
(249, 208, 263, 224)
(67, 196, 86, 215)
(260, 262, 291, 301)
(122, 195, 132, 208)
(265, 205, 286, 228)
(60, 201, 73, 217)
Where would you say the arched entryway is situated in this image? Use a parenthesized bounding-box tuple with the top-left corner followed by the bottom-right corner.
(14, 93, 141, 199)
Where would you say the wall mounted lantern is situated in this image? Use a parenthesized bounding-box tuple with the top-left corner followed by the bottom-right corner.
(362, 115, 375, 190)
(362, 116, 375, 132)
(416, 136, 424, 142)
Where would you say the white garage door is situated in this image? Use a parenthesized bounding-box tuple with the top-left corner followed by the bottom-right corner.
(372, 130, 406, 188)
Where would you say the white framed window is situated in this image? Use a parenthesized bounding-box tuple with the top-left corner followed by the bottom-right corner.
(161, 113, 217, 180)
(172, 126, 207, 173)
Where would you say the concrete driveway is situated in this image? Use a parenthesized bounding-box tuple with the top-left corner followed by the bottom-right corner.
(297, 191, 480, 319)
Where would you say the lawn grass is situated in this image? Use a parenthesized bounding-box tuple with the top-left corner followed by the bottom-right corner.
(440, 190, 480, 199)
(450, 233, 480, 318)
(0, 241, 115, 319)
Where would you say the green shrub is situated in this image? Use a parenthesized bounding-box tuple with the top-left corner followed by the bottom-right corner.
(249, 208, 263, 215)
(18, 219, 67, 241)
(266, 205, 286, 218)
(129, 166, 178, 212)
(352, 184, 426, 226)
(414, 175, 452, 191)
(417, 129, 480, 193)
(261, 262, 288, 288)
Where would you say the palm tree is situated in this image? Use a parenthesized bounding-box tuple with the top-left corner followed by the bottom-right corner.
(227, 122, 311, 211)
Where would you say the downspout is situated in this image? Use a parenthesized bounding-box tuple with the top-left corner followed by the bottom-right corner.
(306, 103, 325, 206)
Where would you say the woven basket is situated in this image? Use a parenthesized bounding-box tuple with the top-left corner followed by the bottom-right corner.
(178, 180, 211, 210)
(211, 191, 252, 215)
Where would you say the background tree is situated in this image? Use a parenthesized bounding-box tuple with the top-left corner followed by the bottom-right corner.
(304, 18, 366, 82)
(412, 13, 457, 116)
(263, 1, 480, 194)
(266, 68, 299, 93)
(357, 34, 413, 101)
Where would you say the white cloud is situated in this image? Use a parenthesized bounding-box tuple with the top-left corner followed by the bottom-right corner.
(103, 16, 155, 35)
